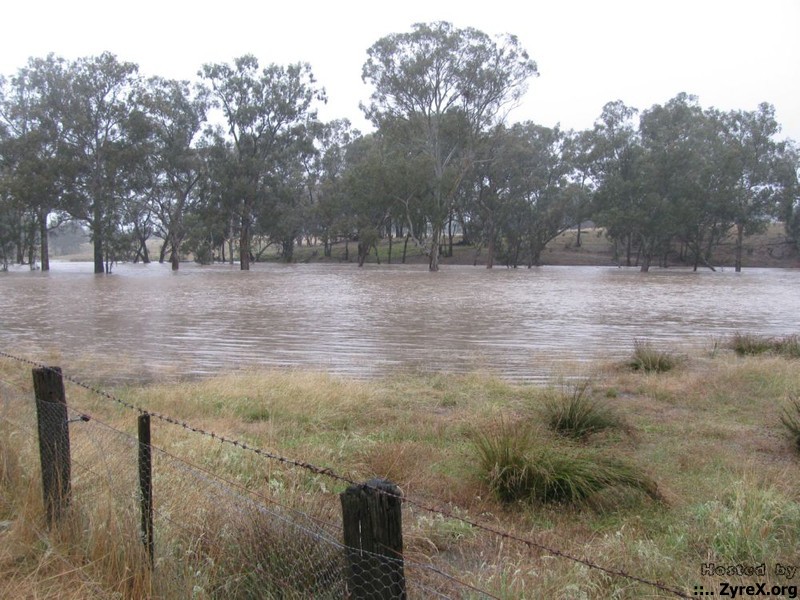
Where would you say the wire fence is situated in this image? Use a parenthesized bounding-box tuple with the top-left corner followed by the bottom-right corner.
(0, 351, 693, 599)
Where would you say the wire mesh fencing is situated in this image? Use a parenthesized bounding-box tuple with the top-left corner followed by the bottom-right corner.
(0, 354, 694, 599)
(0, 359, 510, 599)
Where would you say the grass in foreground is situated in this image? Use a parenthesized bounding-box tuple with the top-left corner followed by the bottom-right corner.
(1, 345, 799, 599)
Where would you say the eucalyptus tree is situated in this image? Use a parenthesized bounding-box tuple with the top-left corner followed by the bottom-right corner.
(199, 55, 325, 270)
(56, 52, 145, 273)
(777, 141, 800, 252)
(563, 129, 597, 248)
(635, 94, 717, 271)
(589, 101, 646, 267)
(667, 105, 737, 271)
(499, 123, 576, 267)
(307, 119, 360, 257)
(0, 55, 72, 270)
(362, 21, 538, 271)
(337, 133, 398, 265)
(719, 103, 786, 271)
(139, 76, 208, 269)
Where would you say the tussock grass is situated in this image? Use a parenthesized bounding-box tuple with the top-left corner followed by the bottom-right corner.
(729, 333, 800, 358)
(628, 340, 681, 373)
(780, 394, 800, 452)
(543, 381, 625, 439)
(472, 421, 659, 506)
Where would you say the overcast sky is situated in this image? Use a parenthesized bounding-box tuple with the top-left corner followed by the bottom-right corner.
(2, 0, 798, 141)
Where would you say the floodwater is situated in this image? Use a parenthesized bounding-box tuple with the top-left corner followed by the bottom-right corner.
(0, 261, 797, 382)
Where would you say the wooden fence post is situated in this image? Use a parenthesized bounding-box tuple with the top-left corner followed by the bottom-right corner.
(138, 413, 154, 565)
(340, 478, 405, 599)
(32, 366, 71, 526)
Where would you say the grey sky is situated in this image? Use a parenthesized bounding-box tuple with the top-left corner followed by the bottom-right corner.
(3, 0, 798, 140)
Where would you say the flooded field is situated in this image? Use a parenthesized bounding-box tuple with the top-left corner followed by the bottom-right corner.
(1, 261, 797, 382)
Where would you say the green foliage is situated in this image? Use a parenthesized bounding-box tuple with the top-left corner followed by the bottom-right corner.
(691, 482, 800, 562)
(472, 422, 659, 506)
(629, 341, 680, 373)
(780, 394, 800, 452)
(543, 382, 623, 439)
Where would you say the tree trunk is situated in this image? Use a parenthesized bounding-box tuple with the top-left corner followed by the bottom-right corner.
(140, 238, 150, 264)
(428, 227, 441, 272)
(159, 232, 170, 264)
(39, 211, 50, 272)
(357, 241, 367, 267)
(170, 238, 180, 271)
(486, 219, 495, 269)
(626, 235, 633, 267)
(93, 229, 104, 274)
(282, 237, 294, 262)
(402, 234, 409, 264)
(239, 218, 250, 271)
(734, 222, 744, 272)
(447, 214, 454, 257)
(576, 221, 582, 248)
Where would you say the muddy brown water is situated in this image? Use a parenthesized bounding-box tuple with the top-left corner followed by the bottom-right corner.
(1, 261, 797, 383)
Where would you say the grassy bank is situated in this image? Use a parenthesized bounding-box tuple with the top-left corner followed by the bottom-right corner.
(0, 342, 799, 597)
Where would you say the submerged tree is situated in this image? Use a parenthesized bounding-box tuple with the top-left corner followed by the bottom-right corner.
(199, 55, 325, 270)
(59, 53, 145, 274)
(139, 77, 208, 270)
(362, 21, 538, 271)
(720, 103, 786, 272)
(0, 55, 72, 271)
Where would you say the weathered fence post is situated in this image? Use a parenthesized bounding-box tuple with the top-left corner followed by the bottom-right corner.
(340, 478, 405, 599)
(32, 366, 71, 526)
(138, 413, 154, 565)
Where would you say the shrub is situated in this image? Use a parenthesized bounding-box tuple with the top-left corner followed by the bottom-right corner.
(780, 394, 800, 452)
(543, 382, 624, 439)
(628, 341, 680, 373)
(472, 422, 659, 506)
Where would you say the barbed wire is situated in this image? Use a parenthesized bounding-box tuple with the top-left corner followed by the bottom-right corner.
(0, 350, 693, 598)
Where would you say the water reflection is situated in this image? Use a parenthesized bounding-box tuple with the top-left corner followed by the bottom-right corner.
(1, 262, 797, 382)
